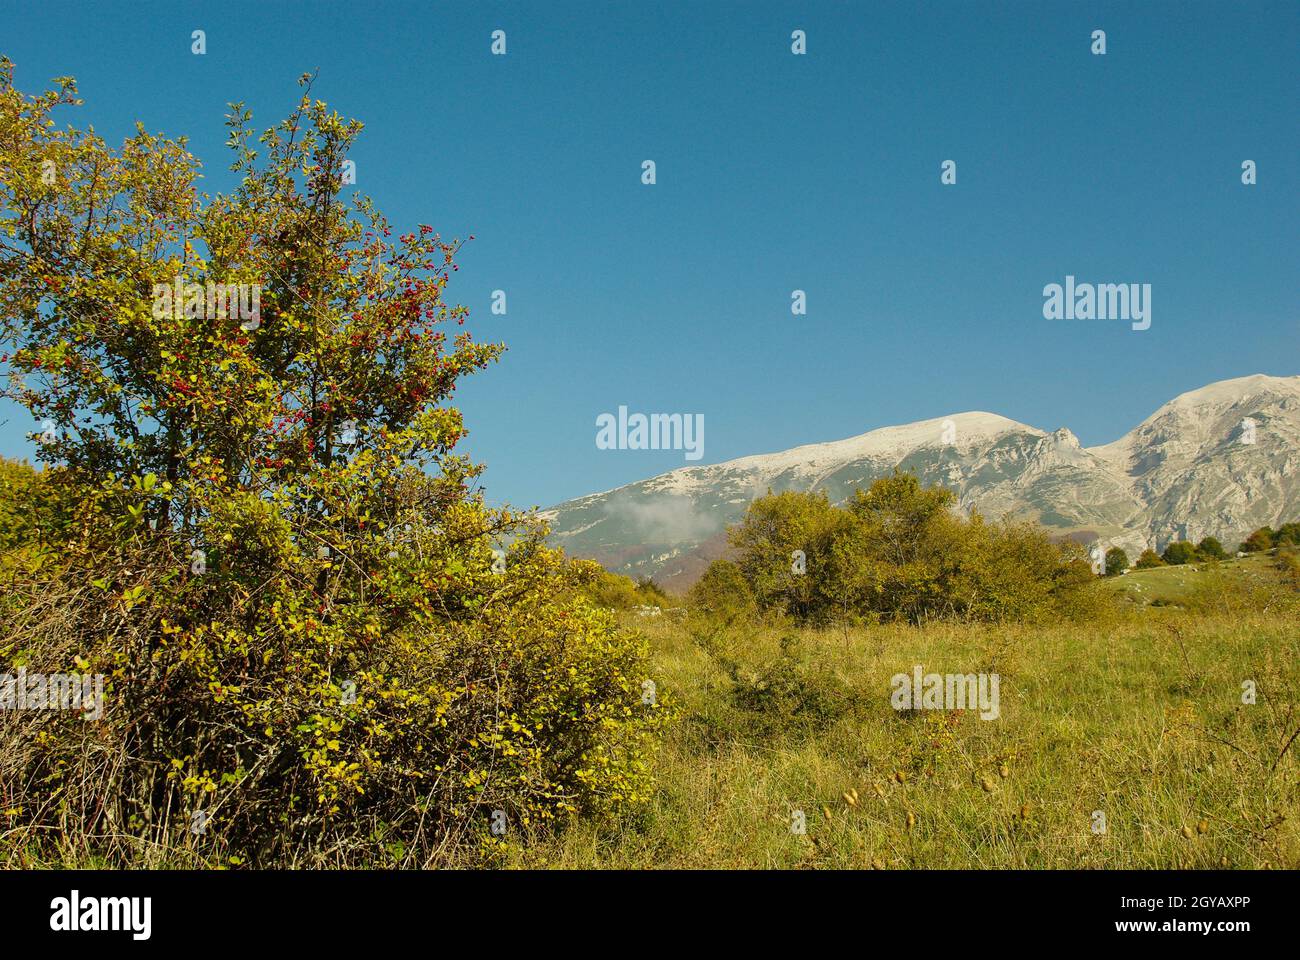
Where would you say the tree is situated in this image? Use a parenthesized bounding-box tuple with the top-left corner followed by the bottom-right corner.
(1104, 547, 1129, 576)
(1195, 536, 1227, 561)
(0, 61, 667, 865)
(1239, 527, 1275, 553)
(687, 558, 757, 629)
(1275, 522, 1300, 548)
(1162, 541, 1199, 565)
(837, 472, 964, 622)
(0, 456, 76, 553)
(1134, 549, 1165, 569)
(714, 472, 1093, 625)
(728, 488, 844, 619)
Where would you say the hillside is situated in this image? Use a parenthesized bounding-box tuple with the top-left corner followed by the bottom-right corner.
(542, 375, 1300, 590)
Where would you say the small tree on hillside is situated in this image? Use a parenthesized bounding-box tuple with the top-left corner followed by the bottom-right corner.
(1239, 527, 1275, 553)
(1275, 522, 1300, 548)
(1162, 541, 1199, 565)
(708, 471, 1093, 625)
(1134, 549, 1165, 569)
(1195, 536, 1228, 561)
(1104, 546, 1129, 576)
(728, 488, 843, 619)
(686, 558, 757, 635)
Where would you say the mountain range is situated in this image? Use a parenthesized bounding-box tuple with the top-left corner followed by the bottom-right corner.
(540, 374, 1300, 592)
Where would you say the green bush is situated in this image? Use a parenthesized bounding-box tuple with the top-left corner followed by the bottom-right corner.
(0, 66, 669, 867)
(686, 560, 757, 627)
(1, 486, 671, 866)
(1239, 527, 1275, 553)
(0, 458, 76, 555)
(723, 634, 861, 735)
(580, 565, 672, 611)
(1196, 536, 1228, 561)
(1276, 523, 1300, 548)
(1162, 541, 1199, 565)
(1276, 548, 1300, 589)
(698, 472, 1095, 625)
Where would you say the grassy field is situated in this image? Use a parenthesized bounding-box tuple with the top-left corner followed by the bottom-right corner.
(6, 553, 1295, 870)
(1099, 552, 1284, 606)
(512, 566, 1300, 869)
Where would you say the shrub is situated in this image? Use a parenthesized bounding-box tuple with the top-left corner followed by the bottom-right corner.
(0, 64, 668, 866)
(703, 472, 1095, 625)
(1276, 522, 1300, 548)
(1, 495, 671, 865)
(1162, 541, 1199, 565)
(1196, 536, 1228, 561)
(1276, 548, 1300, 589)
(0, 458, 78, 555)
(634, 576, 673, 607)
(723, 634, 860, 735)
(1239, 527, 1275, 553)
(1134, 549, 1166, 569)
(948, 516, 1095, 623)
(687, 559, 757, 627)
(1104, 547, 1130, 577)
(580, 565, 672, 611)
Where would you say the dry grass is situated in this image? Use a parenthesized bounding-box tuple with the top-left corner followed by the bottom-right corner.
(510, 601, 1300, 869)
(7, 570, 1297, 870)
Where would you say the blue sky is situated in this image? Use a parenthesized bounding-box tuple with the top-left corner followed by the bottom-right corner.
(1, 0, 1296, 509)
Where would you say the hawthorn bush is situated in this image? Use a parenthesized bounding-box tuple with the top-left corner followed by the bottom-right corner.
(0, 62, 668, 866)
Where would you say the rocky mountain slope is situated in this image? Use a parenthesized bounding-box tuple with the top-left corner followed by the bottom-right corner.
(541, 375, 1300, 591)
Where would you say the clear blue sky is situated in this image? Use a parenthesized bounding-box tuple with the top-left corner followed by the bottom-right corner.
(2, 1, 1296, 509)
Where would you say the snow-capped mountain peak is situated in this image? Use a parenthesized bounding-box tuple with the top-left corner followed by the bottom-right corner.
(544, 375, 1300, 590)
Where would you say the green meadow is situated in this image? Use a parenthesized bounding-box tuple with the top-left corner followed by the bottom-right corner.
(513, 563, 1299, 869)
